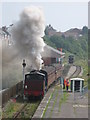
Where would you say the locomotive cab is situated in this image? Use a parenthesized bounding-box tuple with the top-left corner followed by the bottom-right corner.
(24, 71, 45, 98)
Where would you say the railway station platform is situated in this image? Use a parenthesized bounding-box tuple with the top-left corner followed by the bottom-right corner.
(33, 84, 88, 118)
(33, 65, 88, 118)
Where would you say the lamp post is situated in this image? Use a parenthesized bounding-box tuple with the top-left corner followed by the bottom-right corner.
(22, 59, 26, 100)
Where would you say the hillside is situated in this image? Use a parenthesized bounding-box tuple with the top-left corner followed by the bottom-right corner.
(44, 25, 88, 59)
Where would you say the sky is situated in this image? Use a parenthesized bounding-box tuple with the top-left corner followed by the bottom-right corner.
(0, 1, 88, 32)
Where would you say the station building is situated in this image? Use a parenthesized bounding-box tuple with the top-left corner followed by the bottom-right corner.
(42, 45, 65, 66)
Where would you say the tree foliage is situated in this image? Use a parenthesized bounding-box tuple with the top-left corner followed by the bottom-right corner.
(44, 33, 88, 59)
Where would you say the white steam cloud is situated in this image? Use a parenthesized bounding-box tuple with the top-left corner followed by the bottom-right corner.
(11, 6, 45, 70)
(1, 6, 46, 89)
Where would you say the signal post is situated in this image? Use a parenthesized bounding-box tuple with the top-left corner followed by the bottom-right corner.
(22, 59, 26, 100)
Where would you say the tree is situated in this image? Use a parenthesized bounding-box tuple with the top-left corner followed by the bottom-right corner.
(82, 26, 88, 34)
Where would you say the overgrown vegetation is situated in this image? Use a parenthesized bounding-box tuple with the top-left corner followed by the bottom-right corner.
(42, 89, 55, 118)
(2, 97, 40, 119)
(44, 34, 88, 59)
(2, 101, 22, 118)
(49, 89, 58, 117)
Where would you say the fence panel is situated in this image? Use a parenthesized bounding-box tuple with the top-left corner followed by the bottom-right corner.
(2, 81, 23, 106)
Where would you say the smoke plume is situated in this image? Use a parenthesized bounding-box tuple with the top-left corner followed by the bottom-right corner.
(1, 6, 45, 89)
(2, 39, 23, 89)
(11, 6, 45, 70)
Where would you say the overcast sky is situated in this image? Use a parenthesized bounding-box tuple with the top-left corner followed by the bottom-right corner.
(0, 2, 88, 32)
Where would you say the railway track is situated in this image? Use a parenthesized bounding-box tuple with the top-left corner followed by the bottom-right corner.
(11, 97, 41, 119)
(2, 95, 41, 119)
(12, 103, 27, 119)
(68, 65, 81, 79)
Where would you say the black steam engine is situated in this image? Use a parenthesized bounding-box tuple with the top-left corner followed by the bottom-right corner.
(24, 64, 62, 98)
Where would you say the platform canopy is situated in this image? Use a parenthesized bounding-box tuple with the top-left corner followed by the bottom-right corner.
(41, 45, 65, 58)
(70, 78, 84, 81)
(70, 78, 84, 92)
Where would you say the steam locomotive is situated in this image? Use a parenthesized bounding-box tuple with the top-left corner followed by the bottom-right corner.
(24, 64, 62, 98)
